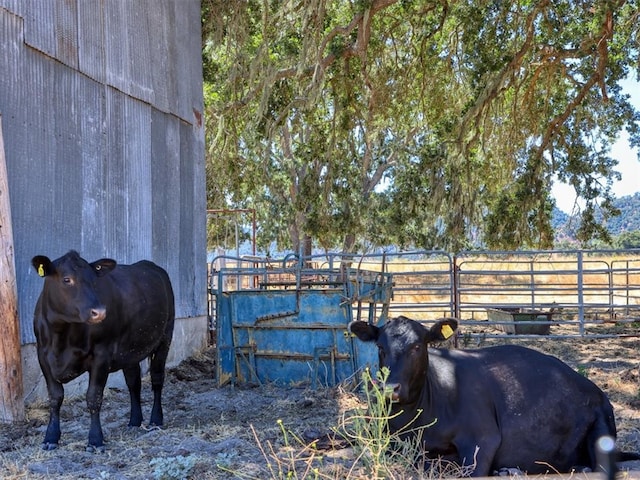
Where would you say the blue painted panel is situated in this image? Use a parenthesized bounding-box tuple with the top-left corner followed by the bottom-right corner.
(215, 267, 391, 387)
(215, 294, 235, 385)
(230, 290, 299, 324)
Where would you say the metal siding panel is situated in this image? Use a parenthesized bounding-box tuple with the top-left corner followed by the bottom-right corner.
(148, 0, 172, 113)
(103, 91, 153, 263)
(150, 0, 204, 122)
(123, 97, 153, 263)
(177, 121, 206, 319)
(0, 0, 24, 14)
(191, 121, 207, 318)
(53, 62, 84, 245)
(22, 57, 59, 250)
(0, 6, 23, 84)
(124, 1, 153, 104)
(77, 0, 106, 84)
(104, 0, 154, 105)
(54, 0, 79, 69)
(104, 0, 128, 94)
(104, 88, 128, 257)
(172, 0, 202, 122)
(151, 111, 181, 274)
(23, 0, 56, 57)
(178, 127, 194, 317)
(186, 0, 205, 121)
(0, 9, 39, 344)
(80, 84, 107, 256)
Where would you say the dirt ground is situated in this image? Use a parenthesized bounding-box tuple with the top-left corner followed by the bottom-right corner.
(1, 334, 639, 479)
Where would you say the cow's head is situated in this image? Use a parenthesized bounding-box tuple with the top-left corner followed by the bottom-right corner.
(32, 251, 117, 325)
(349, 316, 458, 405)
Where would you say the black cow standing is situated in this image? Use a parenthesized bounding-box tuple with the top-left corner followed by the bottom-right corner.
(32, 250, 175, 451)
(349, 316, 640, 476)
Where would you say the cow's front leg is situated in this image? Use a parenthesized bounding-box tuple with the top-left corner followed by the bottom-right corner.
(457, 433, 500, 477)
(122, 363, 143, 427)
(86, 365, 109, 452)
(43, 380, 64, 450)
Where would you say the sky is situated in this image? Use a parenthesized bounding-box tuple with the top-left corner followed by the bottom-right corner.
(552, 77, 640, 213)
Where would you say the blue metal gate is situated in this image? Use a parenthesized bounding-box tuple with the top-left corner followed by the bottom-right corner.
(210, 256, 393, 387)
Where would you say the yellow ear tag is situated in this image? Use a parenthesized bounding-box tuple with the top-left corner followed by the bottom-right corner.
(441, 324, 454, 339)
(37, 264, 45, 277)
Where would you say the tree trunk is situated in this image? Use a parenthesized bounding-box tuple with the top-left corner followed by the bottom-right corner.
(342, 232, 357, 254)
(0, 114, 25, 422)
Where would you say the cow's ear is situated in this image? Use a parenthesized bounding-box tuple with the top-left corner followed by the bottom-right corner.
(32, 256, 54, 277)
(428, 318, 458, 343)
(91, 258, 117, 276)
(349, 321, 380, 342)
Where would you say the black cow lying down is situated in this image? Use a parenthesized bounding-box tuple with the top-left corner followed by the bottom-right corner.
(32, 251, 175, 451)
(349, 316, 640, 476)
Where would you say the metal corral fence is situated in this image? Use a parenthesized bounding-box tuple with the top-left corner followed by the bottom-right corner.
(208, 249, 640, 343)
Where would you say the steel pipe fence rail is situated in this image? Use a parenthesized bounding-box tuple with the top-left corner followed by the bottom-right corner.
(207, 249, 640, 340)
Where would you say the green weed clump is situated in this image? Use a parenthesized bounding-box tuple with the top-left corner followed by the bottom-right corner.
(221, 367, 473, 479)
(341, 367, 429, 478)
(340, 367, 474, 479)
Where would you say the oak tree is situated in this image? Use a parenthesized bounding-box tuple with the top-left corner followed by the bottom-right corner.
(202, 0, 640, 253)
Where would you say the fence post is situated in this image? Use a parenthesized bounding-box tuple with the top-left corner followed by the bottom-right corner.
(577, 250, 585, 335)
(452, 254, 460, 318)
(0, 114, 25, 422)
(529, 259, 535, 310)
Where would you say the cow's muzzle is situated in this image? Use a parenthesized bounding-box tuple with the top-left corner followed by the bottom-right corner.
(383, 382, 401, 403)
(87, 307, 107, 324)
(365, 375, 401, 403)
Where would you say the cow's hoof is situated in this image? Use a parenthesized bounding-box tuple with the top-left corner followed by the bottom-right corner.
(570, 466, 592, 473)
(85, 444, 106, 453)
(41, 442, 58, 451)
(494, 467, 523, 476)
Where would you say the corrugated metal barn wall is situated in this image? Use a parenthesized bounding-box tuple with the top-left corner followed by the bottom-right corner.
(0, 0, 206, 345)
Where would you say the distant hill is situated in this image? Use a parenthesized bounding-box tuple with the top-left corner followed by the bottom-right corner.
(553, 192, 640, 242)
(601, 192, 640, 234)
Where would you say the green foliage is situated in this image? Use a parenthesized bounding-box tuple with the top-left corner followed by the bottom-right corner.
(576, 365, 590, 378)
(615, 230, 640, 249)
(202, 0, 640, 253)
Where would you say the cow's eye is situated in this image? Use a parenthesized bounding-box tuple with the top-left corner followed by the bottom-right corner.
(62, 277, 74, 286)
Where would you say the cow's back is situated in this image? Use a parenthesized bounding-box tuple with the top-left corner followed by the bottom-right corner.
(96, 261, 175, 370)
(430, 345, 614, 473)
(109, 261, 175, 314)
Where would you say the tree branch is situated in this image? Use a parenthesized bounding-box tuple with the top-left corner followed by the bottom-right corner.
(222, 0, 400, 113)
